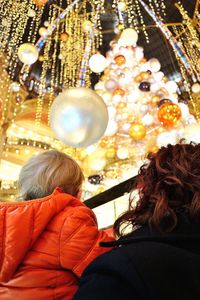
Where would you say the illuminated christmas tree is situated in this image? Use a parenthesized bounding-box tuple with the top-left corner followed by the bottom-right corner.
(83, 28, 199, 195)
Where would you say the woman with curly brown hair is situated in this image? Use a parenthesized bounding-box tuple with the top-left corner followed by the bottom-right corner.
(74, 143, 200, 300)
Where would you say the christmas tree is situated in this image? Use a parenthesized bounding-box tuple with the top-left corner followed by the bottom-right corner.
(83, 28, 199, 196)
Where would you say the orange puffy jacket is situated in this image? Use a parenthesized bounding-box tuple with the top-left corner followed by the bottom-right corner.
(0, 188, 113, 299)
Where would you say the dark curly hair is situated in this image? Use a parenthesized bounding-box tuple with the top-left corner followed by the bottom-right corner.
(114, 143, 200, 236)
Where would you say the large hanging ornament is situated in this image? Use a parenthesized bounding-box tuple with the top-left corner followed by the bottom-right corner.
(50, 87, 108, 148)
(119, 28, 138, 46)
(158, 103, 182, 127)
(89, 54, 107, 73)
(129, 124, 146, 140)
(18, 43, 38, 65)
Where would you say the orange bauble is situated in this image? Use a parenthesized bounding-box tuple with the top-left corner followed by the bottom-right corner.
(33, 0, 48, 7)
(113, 88, 126, 96)
(158, 103, 182, 127)
(129, 124, 146, 140)
(114, 55, 126, 66)
(60, 32, 69, 42)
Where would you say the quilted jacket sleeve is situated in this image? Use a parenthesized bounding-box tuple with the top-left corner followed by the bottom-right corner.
(59, 205, 113, 277)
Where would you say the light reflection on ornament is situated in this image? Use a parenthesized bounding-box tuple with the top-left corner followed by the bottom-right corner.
(18, 43, 38, 65)
(158, 103, 182, 127)
(89, 54, 107, 73)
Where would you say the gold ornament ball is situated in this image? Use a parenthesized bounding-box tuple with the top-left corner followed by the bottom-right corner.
(60, 32, 69, 42)
(129, 124, 146, 140)
(116, 102, 126, 110)
(134, 74, 142, 83)
(106, 147, 116, 159)
(151, 95, 160, 106)
(148, 145, 159, 153)
(38, 55, 44, 62)
(140, 71, 150, 80)
(113, 88, 126, 97)
(114, 55, 126, 66)
(158, 103, 182, 127)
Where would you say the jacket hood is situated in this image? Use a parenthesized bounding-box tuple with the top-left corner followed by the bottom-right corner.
(0, 188, 77, 283)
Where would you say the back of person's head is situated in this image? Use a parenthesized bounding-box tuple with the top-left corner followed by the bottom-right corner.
(18, 150, 84, 200)
(115, 143, 200, 236)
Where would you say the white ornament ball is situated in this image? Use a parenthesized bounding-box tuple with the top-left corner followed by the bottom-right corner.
(50, 87, 108, 148)
(107, 106, 117, 119)
(102, 92, 113, 103)
(181, 124, 200, 143)
(94, 82, 104, 91)
(178, 103, 189, 119)
(153, 71, 164, 82)
(18, 43, 38, 65)
(89, 54, 107, 73)
(119, 28, 138, 46)
(10, 82, 20, 92)
(142, 113, 154, 126)
(185, 115, 197, 125)
(39, 27, 48, 37)
(105, 120, 118, 136)
(135, 47, 144, 60)
(105, 79, 118, 92)
(148, 58, 161, 73)
(117, 147, 129, 159)
(191, 82, 200, 94)
(157, 131, 178, 148)
(165, 81, 178, 93)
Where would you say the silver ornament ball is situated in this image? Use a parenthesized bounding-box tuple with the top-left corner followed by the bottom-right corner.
(50, 87, 109, 148)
